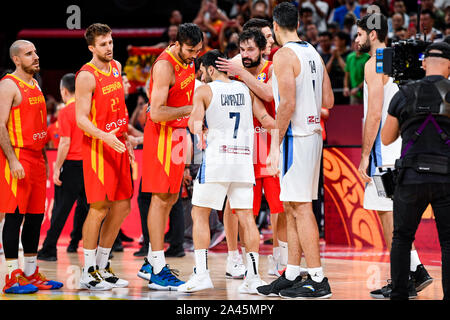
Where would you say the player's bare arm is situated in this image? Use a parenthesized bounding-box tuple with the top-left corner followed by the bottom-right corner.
(188, 84, 211, 135)
(75, 70, 126, 153)
(0, 78, 25, 179)
(358, 57, 384, 183)
(53, 136, 71, 186)
(251, 91, 275, 129)
(381, 114, 400, 146)
(216, 57, 274, 102)
(321, 58, 334, 109)
(150, 60, 193, 123)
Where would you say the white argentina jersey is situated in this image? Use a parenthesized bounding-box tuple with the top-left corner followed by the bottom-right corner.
(272, 41, 324, 137)
(197, 80, 255, 184)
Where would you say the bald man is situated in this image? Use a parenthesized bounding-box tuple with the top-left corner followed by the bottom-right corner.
(0, 40, 63, 294)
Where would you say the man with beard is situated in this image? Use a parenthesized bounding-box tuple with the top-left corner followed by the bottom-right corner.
(137, 23, 203, 291)
(0, 40, 63, 293)
(76, 23, 133, 290)
(177, 49, 275, 293)
(355, 13, 433, 298)
(216, 28, 288, 279)
(259, 1, 334, 299)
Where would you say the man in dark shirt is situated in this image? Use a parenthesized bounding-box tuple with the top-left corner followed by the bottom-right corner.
(381, 42, 450, 300)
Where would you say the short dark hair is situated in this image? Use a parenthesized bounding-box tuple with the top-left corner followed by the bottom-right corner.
(273, 2, 299, 32)
(421, 9, 436, 20)
(319, 31, 332, 39)
(335, 31, 350, 46)
(239, 28, 267, 51)
(84, 23, 112, 46)
(356, 13, 388, 42)
(200, 49, 226, 70)
(243, 18, 272, 31)
(60, 73, 76, 93)
(299, 7, 313, 17)
(176, 23, 203, 46)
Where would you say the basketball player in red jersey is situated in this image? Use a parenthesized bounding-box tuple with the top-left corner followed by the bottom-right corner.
(76, 23, 133, 290)
(0, 40, 63, 293)
(216, 28, 288, 278)
(138, 23, 203, 290)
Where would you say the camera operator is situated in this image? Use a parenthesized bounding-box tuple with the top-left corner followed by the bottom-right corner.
(381, 42, 450, 300)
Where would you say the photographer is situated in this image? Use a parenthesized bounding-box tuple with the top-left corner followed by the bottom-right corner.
(381, 42, 450, 300)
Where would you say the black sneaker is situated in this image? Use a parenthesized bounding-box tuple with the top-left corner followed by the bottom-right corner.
(67, 242, 78, 253)
(112, 239, 124, 252)
(133, 245, 149, 257)
(279, 275, 332, 299)
(410, 264, 433, 292)
(370, 279, 417, 299)
(37, 249, 57, 261)
(165, 245, 186, 257)
(256, 272, 303, 297)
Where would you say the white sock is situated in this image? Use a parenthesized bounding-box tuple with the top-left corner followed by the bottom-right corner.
(194, 249, 208, 274)
(83, 248, 97, 271)
(308, 267, 324, 282)
(285, 264, 300, 281)
(300, 266, 308, 274)
(273, 246, 280, 260)
(7, 259, 19, 276)
(228, 250, 240, 261)
(410, 250, 421, 272)
(246, 252, 259, 277)
(151, 250, 166, 274)
(279, 240, 288, 266)
(241, 247, 247, 265)
(146, 242, 153, 264)
(96, 247, 111, 269)
(23, 256, 37, 277)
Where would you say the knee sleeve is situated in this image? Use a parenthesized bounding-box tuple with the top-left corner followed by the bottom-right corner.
(21, 214, 44, 254)
(2, 210, 24, 259)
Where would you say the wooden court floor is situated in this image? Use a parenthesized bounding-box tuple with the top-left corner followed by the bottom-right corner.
(0, 242, 444, 300)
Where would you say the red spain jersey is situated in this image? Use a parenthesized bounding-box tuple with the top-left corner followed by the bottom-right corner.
(146, 47, 195, 128)
(252, 61, 276, 179)
(0, 73, 47, 214)
(1, 74, 47, 151)
(76, 60, 133, 203)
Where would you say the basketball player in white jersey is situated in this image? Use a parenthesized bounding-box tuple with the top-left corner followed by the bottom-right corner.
(177, 50, 276, 294)
(355, 13, 432, 298)
(259, 2, 334, 299)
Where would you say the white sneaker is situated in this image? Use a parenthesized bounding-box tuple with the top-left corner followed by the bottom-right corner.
(238, 274, 267, 294)
(79, 266, 113, 291)
(267, 255, 285, 278)
(178, 269, 214, 293)
(226, 255, 246, 279)
(98, 262, 129, 288)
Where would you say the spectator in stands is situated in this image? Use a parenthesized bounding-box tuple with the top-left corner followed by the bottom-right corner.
(389, 0, 409, 30)
(218, 19, 242, 52)
(200, 31, 215, 56)
(419, 9, 444, 42)
(306, 23, 320, 48)
(153, 25, 178, 48)
(422, 0, 446, 30)
(445, 23, 450, 36)
(343, 36, 370, 105)
(327, 22, 340, 37)
(332, 0, 361, 29)
(408, 12, 418, 39)
(318, 31, 333, 63)
(359, 4, 369, 18)
(251, 0, 270, 19)
(299, 0, 330, 32)
(169, 9, 183, 26)
(343, 12, 357, 40)
(393, 27, 409, 40)
(327, 31, 351, 105)
(298, 6, 314, 34)
(225, 41, 240, 58)
(193, 0, 229, 48)
(388, 12, 405, 39)
(445, 5, 450, 25)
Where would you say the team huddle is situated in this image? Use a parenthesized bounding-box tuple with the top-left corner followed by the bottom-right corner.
(2, 2, 431, 300)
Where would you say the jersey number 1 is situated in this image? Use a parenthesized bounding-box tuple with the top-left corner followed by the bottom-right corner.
(229, 112, 240, 139)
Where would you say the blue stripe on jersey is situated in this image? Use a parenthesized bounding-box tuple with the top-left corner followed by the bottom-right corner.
(282, 123, 294, 177)
(369, 124, 383, 177)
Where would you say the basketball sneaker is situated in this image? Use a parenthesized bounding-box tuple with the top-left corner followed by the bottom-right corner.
(267, 254, 285, 278)
(410, 264, 433, 292)
(148, 264, 185, 291)
(3, 269, 38, 294)
(256, 272, 303, 297)
(137, 258, 152, 281)
(238, 273, 267, 294)
(177, 268, 214, 293)
(98, 262, 129, 288)
(370, 278, 417, 299)
(279, 274, 332, 299)
(24, 267, 63, 290)
(79, 266, 113, 291)
(225, 254, 246, 279)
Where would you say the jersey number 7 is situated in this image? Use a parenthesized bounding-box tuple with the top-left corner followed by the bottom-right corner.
(229, 112, 240, 139)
